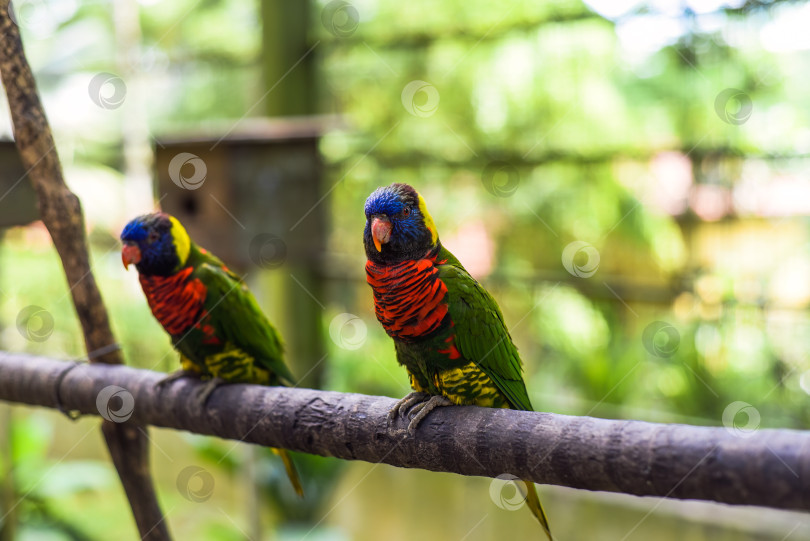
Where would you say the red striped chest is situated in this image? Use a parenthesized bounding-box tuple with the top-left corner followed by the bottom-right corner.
(139, 267, 207, 336)
(365, 253, 449, 340)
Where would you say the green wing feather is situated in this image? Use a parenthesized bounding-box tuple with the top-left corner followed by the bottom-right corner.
(191, 260, 295, 385)
(437, 247, 533, 411)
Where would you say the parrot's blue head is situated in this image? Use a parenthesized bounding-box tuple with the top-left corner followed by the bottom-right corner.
(121, 212, 191, 276)
(363, 183, 439, 264)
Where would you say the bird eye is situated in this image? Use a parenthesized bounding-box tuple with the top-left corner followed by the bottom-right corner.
(147, 231, 159, 243)
(402, 207, 411, 216)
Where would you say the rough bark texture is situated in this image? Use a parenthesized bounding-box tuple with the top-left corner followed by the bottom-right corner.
(0, 7, 170, 539)
(1, 352, 808, 512)
(0, 5, 117, 366)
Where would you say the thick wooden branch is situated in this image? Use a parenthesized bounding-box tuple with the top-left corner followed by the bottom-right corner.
(1, 351, 807, 512)
(0, 6, 169, 539)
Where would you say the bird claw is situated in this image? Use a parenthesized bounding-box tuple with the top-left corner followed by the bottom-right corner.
(406, 395, 453, 434)
(387, 391, 429, 424)
(193, 377, 226, 409)
(156, 371, 224, 408)
(155, 370, 195, 390)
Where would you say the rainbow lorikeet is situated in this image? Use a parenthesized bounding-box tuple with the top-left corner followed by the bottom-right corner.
(363, 183, 551, 540)
(121, 212, 303, 497)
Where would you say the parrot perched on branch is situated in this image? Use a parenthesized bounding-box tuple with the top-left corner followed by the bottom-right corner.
(363, 183, 552, 540)
(120, 211, 303, 497)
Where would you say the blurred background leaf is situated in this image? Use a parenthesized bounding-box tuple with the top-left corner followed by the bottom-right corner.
(2, 0, 810, 539)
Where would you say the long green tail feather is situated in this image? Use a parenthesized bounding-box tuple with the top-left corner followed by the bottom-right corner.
(272, 448, 304, 498)
(521, 479, 552, 540)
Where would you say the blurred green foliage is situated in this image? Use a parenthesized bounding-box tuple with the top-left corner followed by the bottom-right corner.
(2, 0, 810, 540)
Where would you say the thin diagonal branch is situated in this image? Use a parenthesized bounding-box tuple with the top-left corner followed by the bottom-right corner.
(0, 5, 170, 539)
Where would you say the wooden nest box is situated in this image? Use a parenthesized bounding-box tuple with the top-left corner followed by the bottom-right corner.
(0, 139, 39, 228)
(153, 117, 326, 272)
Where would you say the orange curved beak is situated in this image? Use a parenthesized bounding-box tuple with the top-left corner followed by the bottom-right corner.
(122, 244, 141, 269)
(371, 216, 392, 252)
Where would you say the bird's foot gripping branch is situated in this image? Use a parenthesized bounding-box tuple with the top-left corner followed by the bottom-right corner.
(1, 351, 808, 513)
